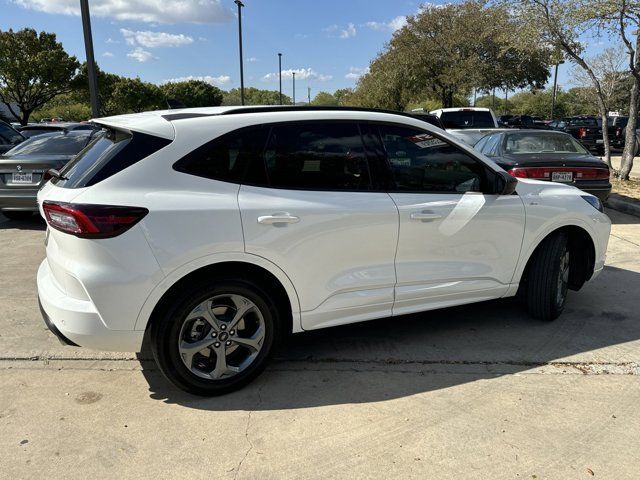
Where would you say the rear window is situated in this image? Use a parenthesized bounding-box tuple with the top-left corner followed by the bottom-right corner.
(8, 133, 90, 155)
(440, 111, 495, 129)
(53, 129, 171, 188)
(568, 118, 598, 127)
(504, 132, 588, 154)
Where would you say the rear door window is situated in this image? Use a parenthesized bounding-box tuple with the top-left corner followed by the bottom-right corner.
(263, 122, 371, 191)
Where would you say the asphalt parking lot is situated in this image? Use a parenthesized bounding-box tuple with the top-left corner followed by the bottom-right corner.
(1, 209, 639, 479)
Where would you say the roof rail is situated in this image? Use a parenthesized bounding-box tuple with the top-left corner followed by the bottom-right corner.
(219, 105, 421, 120)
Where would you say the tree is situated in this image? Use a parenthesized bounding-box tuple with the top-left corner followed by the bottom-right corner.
(352, 1, 551, 111)
(505, 0, 615, 167)
(104, 77, 164, 114)
(160, 80, 223, 108)
(333, 88, 354, 106)
(222, 87, 291, 106)
(0, 28, 79, 125)
(311, 91, 339, 106)
(570, 47, 627, 115)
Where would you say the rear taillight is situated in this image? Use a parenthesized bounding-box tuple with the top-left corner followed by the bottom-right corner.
(578, 127, 588, 138)
(507, 167, 610, 180)
(42, 202, 148, 239)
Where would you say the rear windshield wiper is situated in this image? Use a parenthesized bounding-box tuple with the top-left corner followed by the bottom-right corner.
(47, 169, 68, 181)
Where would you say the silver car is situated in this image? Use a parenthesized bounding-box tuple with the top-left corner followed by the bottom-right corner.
(0, 129, 99, 220)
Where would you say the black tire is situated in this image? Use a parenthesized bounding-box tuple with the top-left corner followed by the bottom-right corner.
(150, 278, 282, 396)
(2, 211, 33, 221)
(525, 232, 570, 321)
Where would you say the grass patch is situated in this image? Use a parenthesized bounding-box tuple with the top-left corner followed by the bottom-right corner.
(611, 177, 640, 203)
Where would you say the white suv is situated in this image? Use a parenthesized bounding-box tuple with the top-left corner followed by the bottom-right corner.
(37, 106, 611, 395)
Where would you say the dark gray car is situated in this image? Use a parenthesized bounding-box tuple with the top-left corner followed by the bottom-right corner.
(0, 130, 99, 220)
(0, 120, 25, 154)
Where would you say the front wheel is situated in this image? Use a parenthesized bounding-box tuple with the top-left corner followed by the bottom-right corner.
(525, 232, 570, 321)
(151, 278, 281, 396)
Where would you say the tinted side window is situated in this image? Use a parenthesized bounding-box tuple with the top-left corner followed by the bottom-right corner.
(378, 124, 487, 193)
(263, 122, 371, 190)
(55, 129, 171, 188)
(174, 126, 269, 184)
(482, 134, 501, 157)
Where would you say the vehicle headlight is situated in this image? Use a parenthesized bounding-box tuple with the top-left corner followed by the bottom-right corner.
(581, 195, 604, 213)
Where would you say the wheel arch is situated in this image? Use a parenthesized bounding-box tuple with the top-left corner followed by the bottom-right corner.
(516, 224, 596, 292)
(136, 253, 302, 334)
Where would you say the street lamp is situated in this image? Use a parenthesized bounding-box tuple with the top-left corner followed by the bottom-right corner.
(292, 72, 296, 104)
(550, 60, 565, 120)
(234, 0, 245, 106)
(278, 53, 283, 105)
(80, 0, 100, 117)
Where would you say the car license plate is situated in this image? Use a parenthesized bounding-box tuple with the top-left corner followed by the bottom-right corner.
(11, 172, 33, 184)
(551, 172, 573, 182)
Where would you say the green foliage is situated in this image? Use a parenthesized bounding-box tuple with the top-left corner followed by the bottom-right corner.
(474, 88, 599, 118)
(351, 1, 552, 110)
(222, 87, 291, 106)
(160, 80, 223, 108)
(104, 77, 164, 114)
(31, 93, 91, 122)
(0, 28, 80, 125)
(311, 91, 339, 106)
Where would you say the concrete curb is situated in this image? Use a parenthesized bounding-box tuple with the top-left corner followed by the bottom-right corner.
(606, 193, 640, 218)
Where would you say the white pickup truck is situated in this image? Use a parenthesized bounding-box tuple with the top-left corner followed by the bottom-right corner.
(425, 107, 509, 147)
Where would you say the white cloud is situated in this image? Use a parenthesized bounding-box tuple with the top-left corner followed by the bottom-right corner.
(127, 47, 156, 63)
(324, 23, 357, 39)
(102, 51, 114, 57)
(12, 0, 233, 24)
(345, 66, 369, 80)
(262, 68, 332, 82)
(106, 37, 119, 44)
(120, 28, 193, 48)
(365, 15, 407, 32)
(246, 57, 258, 62)
(162, 75, 231, 86)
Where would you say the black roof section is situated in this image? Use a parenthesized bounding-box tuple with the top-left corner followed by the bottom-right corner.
(162, 106, 432, 122)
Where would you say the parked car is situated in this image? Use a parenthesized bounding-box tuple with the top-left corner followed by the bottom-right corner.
(497, 114, 514, 127)
(409, 112, 445, 129)
(0, 120, 25, 154)
(37, 106, 610, 396)
(17, 122, 97, 139)
(504, 115, 550, 130)
(474, 130, 611, 200)
(607, 116, 640, 153)
(548, 117, 604, 154)
(429, 107, 498, 129)
(0, 129, 98, 220)
(429, 107, 504, 147)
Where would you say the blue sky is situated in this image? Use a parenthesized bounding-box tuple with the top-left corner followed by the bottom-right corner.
(1, 0, 592, 99)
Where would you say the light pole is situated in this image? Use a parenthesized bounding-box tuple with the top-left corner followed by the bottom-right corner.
(292, 72, 296, 104)
(234, 0, 245, 105)
(551, 60, 565, 120)
(308, 87, 311, 105)
(278, 53, 283, 105)
(80, 0, 100, 117)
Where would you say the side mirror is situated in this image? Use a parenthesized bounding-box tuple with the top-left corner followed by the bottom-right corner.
(495, 170, 518, 195)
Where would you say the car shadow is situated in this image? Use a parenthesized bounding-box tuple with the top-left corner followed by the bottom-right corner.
(138, 264, 639, 411)
(0, 214, 46, 231)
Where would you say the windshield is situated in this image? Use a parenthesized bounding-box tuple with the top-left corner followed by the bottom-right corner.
(6, 132, 91, 156)
(504, 132, 589, 155)
(440, 111, 495, 129)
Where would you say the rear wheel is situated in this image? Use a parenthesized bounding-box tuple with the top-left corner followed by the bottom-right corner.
(2, 211, 33, 221)
(151, 278, 281, 396)
(525, 232, 570, 321)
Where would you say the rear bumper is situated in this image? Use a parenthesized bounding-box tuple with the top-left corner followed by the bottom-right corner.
(0, 189, 39, 211)
(37, 259, 144, 352)
(581, 185, 612, 201)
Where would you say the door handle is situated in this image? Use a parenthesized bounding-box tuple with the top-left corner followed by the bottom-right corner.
(257, 213, 300, 225)
(410, 211, 442, 222)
